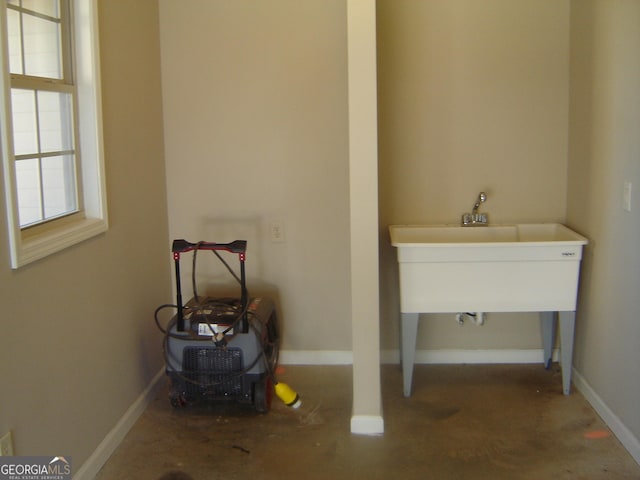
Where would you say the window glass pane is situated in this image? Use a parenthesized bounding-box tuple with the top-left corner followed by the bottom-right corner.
(10, 89, 38, 155)
(6, 8, 23, 74)
(22, 12, 62, 78)
(22, 0, 60, 18)
(15, 158, 42, 226)
(38, 90, 73, 152)
(42, 154, 77, 219)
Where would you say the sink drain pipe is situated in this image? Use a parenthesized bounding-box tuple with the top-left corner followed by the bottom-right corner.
(456, 312, 485, 326)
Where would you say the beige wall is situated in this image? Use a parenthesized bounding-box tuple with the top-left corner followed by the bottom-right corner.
(568, 0, 640, 451)
(0, 0, 170, 465)
(159, 1, 351, 352)
(377, 0, 571, 352)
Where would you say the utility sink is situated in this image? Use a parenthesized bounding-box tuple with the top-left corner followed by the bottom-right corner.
(389, 223, 588, 312)
(389, 223, 589, 396)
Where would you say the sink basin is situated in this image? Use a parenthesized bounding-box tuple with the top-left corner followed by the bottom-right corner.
(389, 223, 588, 312)
(390, 223, 587, 246)
(391, 224, 519, 244)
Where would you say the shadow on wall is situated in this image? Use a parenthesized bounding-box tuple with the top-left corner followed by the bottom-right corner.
(379, 227, 401, 348)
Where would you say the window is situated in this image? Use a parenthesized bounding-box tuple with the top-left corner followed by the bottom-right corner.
(0, 0, 107, 268)
(7, 0, 78, 228)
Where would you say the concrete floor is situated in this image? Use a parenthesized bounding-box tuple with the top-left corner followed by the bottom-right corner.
(95, 364, 640, 479)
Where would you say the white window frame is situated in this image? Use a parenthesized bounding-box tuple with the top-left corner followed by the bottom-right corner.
(0, 0, 107, 269)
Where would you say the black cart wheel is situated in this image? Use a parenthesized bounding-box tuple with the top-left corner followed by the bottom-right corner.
(169, 392, 187, 408)
(264, 311, 280, 374)
(254, 377, 273, 413)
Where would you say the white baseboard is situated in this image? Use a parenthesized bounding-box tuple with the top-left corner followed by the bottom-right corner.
(73, 368, 165, 480)
(280, 348, 558, 365)
(381, 348, 559, 365)
(572, 368, 640, 466)
(280, 350, 354, 365)
(350, 414, 384, 435)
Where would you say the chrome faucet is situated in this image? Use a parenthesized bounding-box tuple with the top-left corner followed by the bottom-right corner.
(462, 192, 488, 226)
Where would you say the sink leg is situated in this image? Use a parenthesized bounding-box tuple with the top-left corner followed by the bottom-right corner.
(559, 311, 576, 395)
(401, 313, 419, 397)
(540, 311, 557, 369)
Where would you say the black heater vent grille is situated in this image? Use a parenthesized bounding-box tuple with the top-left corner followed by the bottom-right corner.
(181, 347, 244, 399)
(184, 346, 243, 372)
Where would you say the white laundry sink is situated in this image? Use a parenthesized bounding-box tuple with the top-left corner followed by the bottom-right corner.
(388, 223, 589, 397)
(389, 223, 588, 313)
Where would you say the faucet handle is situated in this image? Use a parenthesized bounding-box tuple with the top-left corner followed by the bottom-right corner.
(476, 213, 488, 225)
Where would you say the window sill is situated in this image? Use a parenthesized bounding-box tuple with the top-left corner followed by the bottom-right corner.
(10, 216, 108, 269)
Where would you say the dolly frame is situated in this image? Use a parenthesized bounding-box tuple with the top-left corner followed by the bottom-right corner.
(172, 239, 248, 333)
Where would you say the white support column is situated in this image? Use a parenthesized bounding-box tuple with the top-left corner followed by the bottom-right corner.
(348, 0, 383, 435)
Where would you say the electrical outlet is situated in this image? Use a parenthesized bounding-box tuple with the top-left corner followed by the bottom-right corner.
(270, 221, 285, 242)
(0, 431, 14, 456)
